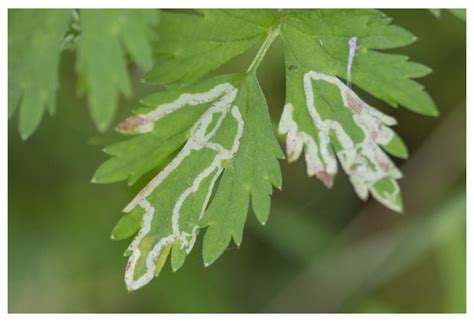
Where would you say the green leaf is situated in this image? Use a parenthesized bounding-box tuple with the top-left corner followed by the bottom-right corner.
(8, 9, 72, 140)
(92, 94, 208, 185)
(111, 209, 142, 240)
(77, 9, 158, 131)
(429, 9, 441, 18)
(429, 8, 466, 21)
(9, 9, 159, 138)
(278, 71, 404, 212)
(278, 9, 437, 212)
(145, 9, 279, 86)
(448, 9, 466, 21)
(101, 74, 281, 290)
(93, 9, 439, 289)
(281, 10, 437, 116)
(200, 75, 283, 266)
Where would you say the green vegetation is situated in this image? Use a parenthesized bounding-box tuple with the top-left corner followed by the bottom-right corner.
(8, 9, 465, 312)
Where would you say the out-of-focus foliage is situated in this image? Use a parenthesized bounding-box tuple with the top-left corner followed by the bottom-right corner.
(8, 9, 71, 139)
(429, 8, 466, 20)
(77, 9, 158, 131)
(8, 9, 158, 138)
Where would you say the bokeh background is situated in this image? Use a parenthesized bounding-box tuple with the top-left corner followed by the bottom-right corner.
(8, 9, 466, 313)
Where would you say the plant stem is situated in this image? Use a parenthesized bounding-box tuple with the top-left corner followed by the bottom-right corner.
(246, 24, 281, 75)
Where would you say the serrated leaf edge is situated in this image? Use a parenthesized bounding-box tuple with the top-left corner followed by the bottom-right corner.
(122, 82, 245, 290)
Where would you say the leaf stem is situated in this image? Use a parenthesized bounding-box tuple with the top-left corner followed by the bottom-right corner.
(246, 24, 281, 75)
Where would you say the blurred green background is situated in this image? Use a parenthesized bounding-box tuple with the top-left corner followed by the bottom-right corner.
(8, 9, 466, 313)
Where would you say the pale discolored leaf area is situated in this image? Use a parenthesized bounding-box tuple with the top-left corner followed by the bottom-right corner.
(278, 9, 437, 212)
(278, 71, 405, 212)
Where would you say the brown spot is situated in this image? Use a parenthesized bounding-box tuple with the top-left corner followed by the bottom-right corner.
(286, 131, 298, 161)
(316, 171, 335, 188)
(126, 260, 132, 271)
(344, 92, 363, 113)
(370, 130, 378, 140)
(378, 161, 390, 172)
(116, 115, 150, 134)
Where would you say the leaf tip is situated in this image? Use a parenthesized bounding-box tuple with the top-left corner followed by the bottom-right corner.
(19, 130, 33, 141)
(392, 203, 404, 214)
(315, 171, 335, 189)
(95, 120, 111, 133)
(430, 108, 440, 117)
(115, 115, 154, 134)
(398, 147, 409, 160)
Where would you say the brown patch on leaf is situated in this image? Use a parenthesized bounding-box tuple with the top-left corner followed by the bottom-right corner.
(344, 92, 363, 113)
(370, 130, 378, 140)
(378, 161, 390, 172)
(286, 130, 298, 162)
(316, 171, 335, 188)
(116, 115, 150, 134)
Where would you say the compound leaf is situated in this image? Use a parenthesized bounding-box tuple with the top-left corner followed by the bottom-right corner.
(99, 74, 281, 290)
(93, 9, 439, 290)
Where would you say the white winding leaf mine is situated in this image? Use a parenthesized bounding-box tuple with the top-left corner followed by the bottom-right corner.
(279, 71, 403, 212)
(116, 83, 237, 135)
(346, 36, 357, 88)
(117, 83, 244, 290)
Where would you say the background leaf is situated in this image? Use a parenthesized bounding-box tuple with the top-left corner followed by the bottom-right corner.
(77, 9, 159, 131)
(9, 9, 159, 138)
(8, 9, 71, 140)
